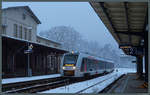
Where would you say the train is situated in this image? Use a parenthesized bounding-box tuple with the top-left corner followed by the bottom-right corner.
(60, 52, 114, 77)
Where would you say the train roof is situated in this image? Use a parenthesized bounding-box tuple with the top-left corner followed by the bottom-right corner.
(64, 52, 114, 63)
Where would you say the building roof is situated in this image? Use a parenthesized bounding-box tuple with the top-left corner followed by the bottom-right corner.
(90, 2, 148, 55)
(37, 35, 62, 45)
(3, 6, 41, 24)
(2, 34, 67, 52)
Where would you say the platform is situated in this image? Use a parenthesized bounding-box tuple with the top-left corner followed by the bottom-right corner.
(2, 74, 61, 84)
(106, 73, 148, 93)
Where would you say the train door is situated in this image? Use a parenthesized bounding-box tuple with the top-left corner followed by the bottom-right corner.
(95, 60, 99, 74)
(81, 58, 91, 76)
(81, 58, 87, 72)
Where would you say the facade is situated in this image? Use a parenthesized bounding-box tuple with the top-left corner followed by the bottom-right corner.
(2, 6, 66, 78)
(2, 6, 61, 48)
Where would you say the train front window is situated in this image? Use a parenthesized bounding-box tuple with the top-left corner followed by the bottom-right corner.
(63, 55, 78, 65)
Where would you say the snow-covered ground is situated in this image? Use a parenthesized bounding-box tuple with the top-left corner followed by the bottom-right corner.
(41, 68, 136, 93)
(2, 74, 61, 84)
(2, 68, 136, 93)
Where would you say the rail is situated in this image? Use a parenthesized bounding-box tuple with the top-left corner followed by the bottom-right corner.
(2, 77, 67, 93)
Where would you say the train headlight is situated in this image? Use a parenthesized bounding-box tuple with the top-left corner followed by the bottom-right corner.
(72, 66, 76, 70)
(62, 66, 66, 70)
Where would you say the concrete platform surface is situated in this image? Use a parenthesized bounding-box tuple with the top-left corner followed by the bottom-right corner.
(106, 73, 148, 93)
(2, 74, 61, 84)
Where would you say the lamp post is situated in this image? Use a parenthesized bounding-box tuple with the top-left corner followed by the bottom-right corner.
(24, 43, 33, 77)
(27, 43, 30, 77)
(26, 26, 33, 77)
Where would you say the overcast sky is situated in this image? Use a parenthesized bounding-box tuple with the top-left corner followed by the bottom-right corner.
(2, 2, 123, 54)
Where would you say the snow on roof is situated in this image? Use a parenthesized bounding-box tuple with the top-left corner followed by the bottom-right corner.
(37, 35, 62, 45)
(2, 34, 68, 52)
(65, 51, 114, 63)
(72, 52, 114, 63)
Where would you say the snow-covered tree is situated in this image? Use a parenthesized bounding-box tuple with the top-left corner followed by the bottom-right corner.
(39, 26, 82, 51)
(39, 26, 122, 67)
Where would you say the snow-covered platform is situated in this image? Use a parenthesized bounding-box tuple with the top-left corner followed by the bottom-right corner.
(105, 73, 148, 93)
(2, 74, 61, 84)
(40, 68, 136, 93)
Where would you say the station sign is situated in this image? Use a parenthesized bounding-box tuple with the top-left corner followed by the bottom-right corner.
(119, 44, 132, 49)
(119, 44, 144, 56)
(24, 44, 33, 54)
(132, 60, 136, 63)
(24, 49, 33, 54)
(126, 47, 144, 56)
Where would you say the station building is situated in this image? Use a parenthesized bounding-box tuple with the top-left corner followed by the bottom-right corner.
(2, 6, 67, 78)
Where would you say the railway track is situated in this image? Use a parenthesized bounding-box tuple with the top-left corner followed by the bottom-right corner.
(2, 73, 109, 93)
(2, 77, 68, 93)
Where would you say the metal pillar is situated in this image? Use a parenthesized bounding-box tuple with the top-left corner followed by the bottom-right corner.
(148, 2, 150, 89)
(136, 56, 143, 78)
(45, 53, 48, 74)
(0, 1, 2, 92)
(27, 43, 32, 77)
(27, 52, 30, 76)
(145, 28, 148, 83)
(136, 56, 140, 75)
(12, 55, 15, 74)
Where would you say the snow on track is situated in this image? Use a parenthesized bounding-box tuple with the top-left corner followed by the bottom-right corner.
(2, 74, 61, 84)
(41, 68, 136, 93)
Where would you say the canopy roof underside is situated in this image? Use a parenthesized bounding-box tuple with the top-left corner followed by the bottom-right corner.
(90, 2, 148, 54)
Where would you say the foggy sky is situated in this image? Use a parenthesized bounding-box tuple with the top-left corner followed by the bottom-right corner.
(2, 2, 123, 54)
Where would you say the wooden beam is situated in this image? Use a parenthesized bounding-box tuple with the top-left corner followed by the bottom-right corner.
(124, 2, 132, 43)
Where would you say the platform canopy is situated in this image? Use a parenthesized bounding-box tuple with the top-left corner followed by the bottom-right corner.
(90, 2, 148, 55)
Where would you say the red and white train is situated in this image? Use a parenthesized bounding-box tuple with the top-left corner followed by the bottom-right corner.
(60, 52, 114, 77)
